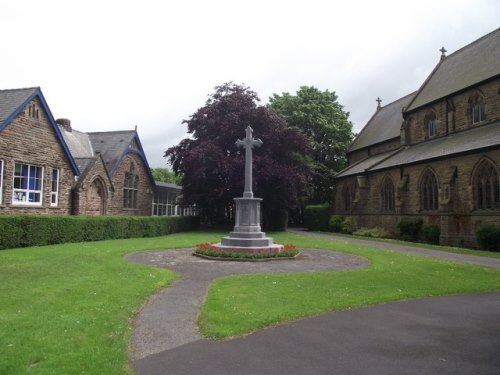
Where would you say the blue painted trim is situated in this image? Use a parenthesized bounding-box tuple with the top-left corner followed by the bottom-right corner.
(1, 88, 80, 176)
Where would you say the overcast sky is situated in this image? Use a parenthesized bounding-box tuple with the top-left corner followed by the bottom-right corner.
(2, 0, 499, 167)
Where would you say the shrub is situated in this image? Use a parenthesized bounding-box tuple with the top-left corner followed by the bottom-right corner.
(476, 223, 500, 252)
(397, 217, 423, 242)
(423, 224, 440, 245)
(303, 204, 330, 231)
(353, 227, 392, 239)
(329, 215, 344, 232)
(341, 217, 355, 234)
(0, 215, 200, 250)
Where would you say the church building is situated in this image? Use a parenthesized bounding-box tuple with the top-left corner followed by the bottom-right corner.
(334, 28, 500, 247)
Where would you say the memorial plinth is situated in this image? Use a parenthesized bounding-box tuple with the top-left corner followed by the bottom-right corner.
(211, 126, 283, 254)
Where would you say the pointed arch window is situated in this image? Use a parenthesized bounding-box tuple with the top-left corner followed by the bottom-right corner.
(381, 176, 395, 212)
(421, 170, 438, 211)
(123, 164, 139, 209)
(425, 112, 437, 138)
(471, 95, 485, 124)
(473, 160, 499, 210)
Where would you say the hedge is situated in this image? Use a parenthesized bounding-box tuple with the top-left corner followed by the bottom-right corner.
(0, 215, 200, 250)
(303, 203, 330, 231)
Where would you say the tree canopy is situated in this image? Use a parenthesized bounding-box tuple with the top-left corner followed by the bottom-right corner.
(165, 82, 313, 227)
(269, 86, 354, 203)
(150, 167, 181, 185)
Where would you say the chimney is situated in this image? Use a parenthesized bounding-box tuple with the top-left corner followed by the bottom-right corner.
(56, 118, 72, 132)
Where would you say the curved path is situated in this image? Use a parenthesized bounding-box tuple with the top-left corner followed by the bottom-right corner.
(126, 248, 368, 361)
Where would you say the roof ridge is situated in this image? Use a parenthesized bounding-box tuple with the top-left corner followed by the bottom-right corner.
(0, 87, 39, 93)
(87, 130, 136, 135)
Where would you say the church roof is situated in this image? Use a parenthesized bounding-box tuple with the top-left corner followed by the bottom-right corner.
(406, 27, 500, 112)
(337, 121, 500, 178)
(371, 121, 500, 171)
(349, 92, 416, 152)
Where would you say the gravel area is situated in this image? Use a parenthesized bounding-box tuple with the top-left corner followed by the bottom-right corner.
(125, 248, 368, 361)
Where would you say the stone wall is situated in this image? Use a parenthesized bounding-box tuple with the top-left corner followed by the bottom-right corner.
(108, 153, 154, 216)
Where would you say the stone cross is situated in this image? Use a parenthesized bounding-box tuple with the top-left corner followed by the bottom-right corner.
(235, 126, 262, 198)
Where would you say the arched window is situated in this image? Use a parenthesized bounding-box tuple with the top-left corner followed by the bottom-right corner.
(424, 112, 437, 138)
(421, 170, 438, 211)
(470, 95, 485, 124)
(381, 176, 395, 212)
(473, 159, 499, 210)
(123, 164, 139, 209)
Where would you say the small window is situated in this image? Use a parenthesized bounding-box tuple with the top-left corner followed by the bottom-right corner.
(471, 96, 485, 124)
(0, 160, 3, 204)
(421, 170, 438, 211)
(425, 112, 437, 138)
(50, 168, 59, 207)
(12, 162, 43, 205)
(381, 177, 395, 212)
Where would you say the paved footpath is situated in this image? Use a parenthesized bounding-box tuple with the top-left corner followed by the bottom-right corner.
(127, 232, 500, 375)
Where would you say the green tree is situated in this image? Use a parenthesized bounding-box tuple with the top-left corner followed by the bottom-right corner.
(165, 82, 313, 228)
(150, 167, 181, 185)
(269, 86, 354, 203)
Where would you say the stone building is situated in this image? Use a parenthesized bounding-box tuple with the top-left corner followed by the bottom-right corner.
(0, 87, 182, 216)
(334, 28, 500, 247)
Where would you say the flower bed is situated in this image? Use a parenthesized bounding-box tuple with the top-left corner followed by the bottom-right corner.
(194, 243, 299, 259)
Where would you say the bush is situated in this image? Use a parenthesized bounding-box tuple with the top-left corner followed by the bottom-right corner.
(353, 227, 392, 238)
(423, 224, 440, 245)
(341, 217, 355, 234)
(397, 217, 423, 242)
(328, 215, 344, 232)
(476, 223, 500, 252)
(0, 215, 200, 250)
(303, 204, 330, 231)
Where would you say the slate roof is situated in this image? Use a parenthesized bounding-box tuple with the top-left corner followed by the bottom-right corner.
(406, 27, 500, 112)
(88, 131, 136, 175)
(371, 121, 500, 171)
(155, 181, 181, 190)
(335, 150, 399, 178)
(74, 157, 95, 174)
(336, 121, 500, 178)
(59, 128, 94, 158)
(349, 92, 416, 152)
(0, 87, 38, 126)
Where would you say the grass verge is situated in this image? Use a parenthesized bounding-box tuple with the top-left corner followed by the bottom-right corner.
(198, 231, 500, 338)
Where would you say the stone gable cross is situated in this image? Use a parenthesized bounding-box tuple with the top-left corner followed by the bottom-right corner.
(235, 126, 263, 198)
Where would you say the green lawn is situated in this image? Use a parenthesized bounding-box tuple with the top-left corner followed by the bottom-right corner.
(198, 231, 500, 338)
(0, 232, 221, 375)
(1, 231, 499, 374)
